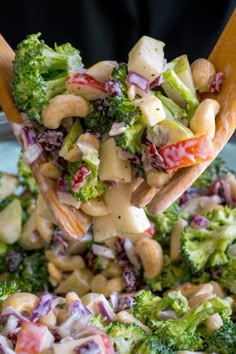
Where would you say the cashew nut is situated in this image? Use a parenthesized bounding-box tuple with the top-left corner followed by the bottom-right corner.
(116, 311, 152, 334)
(2, 293, 38, 314)
(39, 161, 62, 179)
(80, 197, 110, 216)
(45, 250, 85, 271)
(48, 262, 62, 283)
(90, 274, 124, 296)
(38, 310, 57, 329)
(36, 215, 54, 243)
(134, 238, 163, 279)
(65, 292, 80, 308)
(191, 58, 216, 92)
(190, 98, 220, 139)
(42, 94, 89, 129)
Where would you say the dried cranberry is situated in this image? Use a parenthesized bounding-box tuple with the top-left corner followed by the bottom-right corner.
(71, 164, 91, 192)
(6, 251, 23, 272)
(51, 229, 69, 255)
(209, 72, 224, 94)
(145, 143, 167, 172)
(73, 339, 102, 354)
(123, 263, 142, 293)
(37, 127, 66, 152)
(105, 78, 123, 96)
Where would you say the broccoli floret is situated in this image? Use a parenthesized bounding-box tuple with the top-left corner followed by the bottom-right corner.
(107, 322, 147, 354)
(89, 313, 111, 332)
(145, 256, 192, 292)
(17, 152, 39, 194)
(193, 156, 234, 188)
(146, 201, 180, 246)
(13, 33, 83, 123)
(84, 95, 141, 135)
(136, 335, 175, 354)
(181, 206, 236, 273)
(111, 63, 128, 94)
(0, 242, 49, 293)
(66, 152, 107, 203)
(84, 106, 113, 135)
(0, 280, 18, 305)
(15, 250, 49, 292)
(219, 259, 236, 294)
(133, 290, 188, 326)
(205, 317, 236, 354)
(115, 120, 146, 154)
(153, 296, 230, 351)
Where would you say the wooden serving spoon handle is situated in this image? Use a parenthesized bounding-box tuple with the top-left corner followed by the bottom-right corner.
(148, 9, 236, 215)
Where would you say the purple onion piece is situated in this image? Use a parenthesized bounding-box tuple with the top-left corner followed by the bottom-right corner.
(126, 70, 150, 93)
(150, 74, 163, 89)
(30, 292, 65, 322)
(191, 215, 211, 229)
(21, 126, 37, 148)
(23, 143, 43, 164)
(91, 244, 115, 260)
(1, 307, 29, 326)
(73, 339, 102, 354)
(58, 177, 70, 193)
(97, 301, 115, 322)
(0, 335, 15, 354)
(109, 122, 126, 136)
(68, 300, 91, 317)
(51, 229, 69, 255)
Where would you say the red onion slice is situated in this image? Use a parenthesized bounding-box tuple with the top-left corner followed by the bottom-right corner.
(109, 122, 126, 136)
(30, 292, 65, 322)
(97, 301, 115, 322)
(126, 70, 150, 93)
(0, 335, 15, 354)
(22, 143, 43, 164)
(150, 74, 163, 89)
(191, 214, 211, 229)
(123, 239, 141, 270)
(91, 244, 115, 259)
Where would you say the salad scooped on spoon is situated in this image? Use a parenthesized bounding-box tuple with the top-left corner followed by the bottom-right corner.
(0, 10, 235, 242)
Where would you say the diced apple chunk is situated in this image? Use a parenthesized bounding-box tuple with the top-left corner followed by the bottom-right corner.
(104, 183, 150, 233)
(0, 173, 19, 201)
(128, 36, 165, 82)
(53, 334, 110, 354)
(99, 138, 131, 183)
(15, 321, 54, 354)
(93, 214, 117, 242)
(86, 60, 118, 82)
(134, 95, 165, 126)
(0, 199, 22, 244)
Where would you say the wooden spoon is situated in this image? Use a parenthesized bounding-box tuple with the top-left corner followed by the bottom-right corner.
(0, 36, 91, 240)
(147, 9, 236, 215)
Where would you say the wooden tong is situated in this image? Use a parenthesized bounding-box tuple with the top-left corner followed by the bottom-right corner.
(147, 9, 236, 214)
(0, 36, 91, 240)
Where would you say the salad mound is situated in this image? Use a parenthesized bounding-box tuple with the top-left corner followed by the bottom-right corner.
(0, 151, 236, 353)
(11, 33, 223, 243)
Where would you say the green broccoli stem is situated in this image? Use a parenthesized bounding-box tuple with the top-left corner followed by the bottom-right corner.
(45, 75, 67, 99)
(155, 91, 187, 120)
(177, 297, 229, 333)
(162, 69, 199, 119)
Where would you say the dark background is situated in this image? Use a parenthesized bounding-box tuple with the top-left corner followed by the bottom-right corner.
(1, 0, 235, 66)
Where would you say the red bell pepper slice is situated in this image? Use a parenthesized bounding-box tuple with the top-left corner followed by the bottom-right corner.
(159, 134, 214, 170)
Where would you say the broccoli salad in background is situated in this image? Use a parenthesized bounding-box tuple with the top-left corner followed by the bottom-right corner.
(0, 152, 236, 353)
(10, 32, 224, 242)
